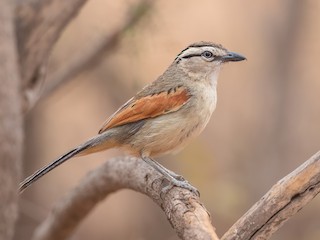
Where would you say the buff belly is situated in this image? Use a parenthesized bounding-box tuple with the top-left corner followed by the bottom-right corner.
(125, 85, 217, 157)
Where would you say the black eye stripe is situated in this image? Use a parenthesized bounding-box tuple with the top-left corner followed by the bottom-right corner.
(181, 53, 202, 59)
(181, 52, 216, 59)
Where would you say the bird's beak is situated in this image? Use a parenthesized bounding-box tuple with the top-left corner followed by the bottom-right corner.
(222, 52, 246, 62)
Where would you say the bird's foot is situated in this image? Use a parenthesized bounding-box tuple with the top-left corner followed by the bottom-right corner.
(140, 156, 197, 196)
(161, 177, 200, 197)
(167, 170, 185, 181)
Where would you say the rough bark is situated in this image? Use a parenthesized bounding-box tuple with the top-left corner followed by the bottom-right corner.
(222, 151, 320, 240)
(0, 0, 23, 239)
(7, 0, 320, 239)
(32, 157, 219, 240)
(31, 152, 320, 240)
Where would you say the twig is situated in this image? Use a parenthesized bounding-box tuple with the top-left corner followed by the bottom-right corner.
(32, 157, 219, 240)
(222, 151, 320, 240)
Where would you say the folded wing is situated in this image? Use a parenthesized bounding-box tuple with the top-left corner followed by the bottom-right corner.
(99, 86, 191, 134)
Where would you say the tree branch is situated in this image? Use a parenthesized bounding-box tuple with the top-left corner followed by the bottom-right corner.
(222, 151, 320, 240)
(0, 0, 23, 238)
(30, 151, 320, 240)
(31, 157, 219, 240)
(40, 0, 153, 101)
(15, 0, 88, 111)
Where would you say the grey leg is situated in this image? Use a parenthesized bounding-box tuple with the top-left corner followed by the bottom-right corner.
(141, 156, 199, 196)
(148, 157, 185, 181)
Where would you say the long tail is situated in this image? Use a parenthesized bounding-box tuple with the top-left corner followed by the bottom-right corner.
(19, 133, 116, 193)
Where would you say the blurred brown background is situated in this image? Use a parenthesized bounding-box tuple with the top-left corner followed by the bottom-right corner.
(17, 0, 320, 239)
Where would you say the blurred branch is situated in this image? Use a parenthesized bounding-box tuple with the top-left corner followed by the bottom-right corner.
(31, 157, 219, 240)
(40, 0, 153, 102)
(31, 151, 320, 240)
(0, 0, 23, 238)
(15, 0, 88, 112)
(222, 151, 320, 240)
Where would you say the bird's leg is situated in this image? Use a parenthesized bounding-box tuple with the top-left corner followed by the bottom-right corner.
(141, 156, 199, 196)
(147, 157, 185, 181)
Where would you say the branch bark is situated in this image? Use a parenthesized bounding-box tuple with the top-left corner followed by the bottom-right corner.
(0, 0, 23, 239)
(31, 157, 219, 240)
(31, 151, 320, 240)
(11, 0, 320, 239)
(222, 151, 320, 240)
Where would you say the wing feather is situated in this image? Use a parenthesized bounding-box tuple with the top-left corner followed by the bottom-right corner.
(98, 86, 190, 134)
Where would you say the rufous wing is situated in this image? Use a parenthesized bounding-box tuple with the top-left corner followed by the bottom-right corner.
(98, 86, 191, 134)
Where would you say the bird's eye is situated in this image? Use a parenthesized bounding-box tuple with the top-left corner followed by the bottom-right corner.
(202, 51, 214, 59)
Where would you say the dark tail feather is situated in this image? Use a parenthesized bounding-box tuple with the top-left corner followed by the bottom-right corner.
(19, 146, 86, 193)
(19, 130, 117, 193)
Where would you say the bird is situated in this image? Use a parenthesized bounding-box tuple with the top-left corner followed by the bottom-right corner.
(19, 42, 246, 194)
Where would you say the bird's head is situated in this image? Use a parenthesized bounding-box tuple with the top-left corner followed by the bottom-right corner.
(174, 42, 246, 79)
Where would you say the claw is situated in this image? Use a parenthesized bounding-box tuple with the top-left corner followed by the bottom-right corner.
(166, 169, 185, 181)
(141, 156, 199, 197)
(173, 174, 185, 182)
(160, 178, 200, 197)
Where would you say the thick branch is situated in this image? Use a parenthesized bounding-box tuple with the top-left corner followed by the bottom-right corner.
(29, 151, 320, 240)
(15, 0, 88, 111)
(0, 0, 23, 238)
(222, 151, 320, 240)
(31, 157, 219, 240)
